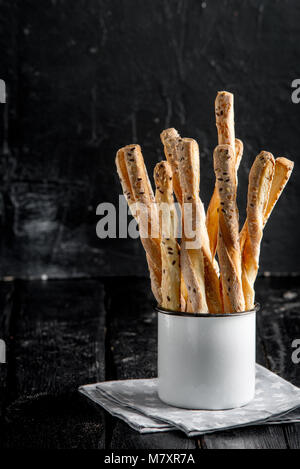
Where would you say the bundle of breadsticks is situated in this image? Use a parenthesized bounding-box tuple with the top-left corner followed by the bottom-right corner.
(116, 92, 294, 314)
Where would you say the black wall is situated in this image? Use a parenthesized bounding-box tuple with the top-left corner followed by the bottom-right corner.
(0, 0, 299, 279)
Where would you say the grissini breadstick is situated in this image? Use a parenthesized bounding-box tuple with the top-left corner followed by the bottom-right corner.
(240, 156, 294, 251)
(116, 145, 160, 238)
(154, 161, 181, 311)
(116, 145, 162, 303)
(160, 128, 182, 204)
(177, 138, 223, 314)
(241, 151, 275, 310)
(146, 254, 162, 306)
(263, 157, 294, 226)
(160, 128, 189, 310)
(122, 145, 160, 257)
(207, 91, 237, 258)
(206, 138, 243, 259)
(180, 241, 206, 313)
(215, 91, 235, 147)
(214, 144, 245, 313)
(176, 138, 207, 312)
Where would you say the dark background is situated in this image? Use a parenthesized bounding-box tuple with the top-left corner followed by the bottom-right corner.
(0, 0, 299, 279)
(0, 0, 300, 450)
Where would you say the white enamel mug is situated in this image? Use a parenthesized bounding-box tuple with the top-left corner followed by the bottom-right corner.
(157, 306, 258, 410)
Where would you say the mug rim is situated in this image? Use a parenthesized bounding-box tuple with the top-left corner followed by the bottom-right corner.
(156, 303, 259, 318)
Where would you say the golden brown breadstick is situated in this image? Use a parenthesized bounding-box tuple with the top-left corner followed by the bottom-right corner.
(154, 161, 180, 311)
(240, 156, 294, 251)
(123, 145, 161, 261)
(215, 91, 235, 148)
(146, 254, 162, 305)
(177, 138, 222, 314)
(206, 138, 243, 260)
(116, 145, 162, 304)
(160, 128, 182, 204)
(241, 152, 275, 310)
(206, 91, 239, 259)
(180, 242, 206, 313)
(176, 139, 206, 312)
(161, 128, 190, 310)
(263, 157, 294, 226)
(214, 144, 245, 313)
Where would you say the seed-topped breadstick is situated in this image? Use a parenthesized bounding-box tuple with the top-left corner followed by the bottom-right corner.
(154, 161, 181, 311)
(122, 144, 160, 253)
(206, 138, 243, 258)
(241, 152, 275, 310)
(160, 128, 182, 204)
(207, 91, 240, 259)
(146, 253, 162, 306)
(116, 145, 162, 303)
(240, 156, 294, 251)
(177, 138, 222, 314)
(263, 157, 294, 226)
(214, 144, 245, 313)
(161, 128, 190, 310)
(176, 139, 206, 312)
(180, 241, 205, 313)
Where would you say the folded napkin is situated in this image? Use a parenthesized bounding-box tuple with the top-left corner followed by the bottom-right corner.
(79, 365, 300, 436)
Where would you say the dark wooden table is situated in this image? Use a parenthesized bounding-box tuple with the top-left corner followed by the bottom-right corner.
(0, 276, 299, 449)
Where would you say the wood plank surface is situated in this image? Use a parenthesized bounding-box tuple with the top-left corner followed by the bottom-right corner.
(0, 276, 299, 449)
(284, 423, 300, 449)
(200, 425, 288, 450)
(0, 279, 107, 449)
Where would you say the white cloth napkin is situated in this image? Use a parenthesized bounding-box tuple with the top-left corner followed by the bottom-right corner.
(79, 364, 300, 436)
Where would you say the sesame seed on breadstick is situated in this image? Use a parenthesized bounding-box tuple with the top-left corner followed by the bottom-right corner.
(116, 145, 162, 304)
(241, 151, 275, 310)
(214, 144, 245, 313)
(154, 161, 181, 311)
